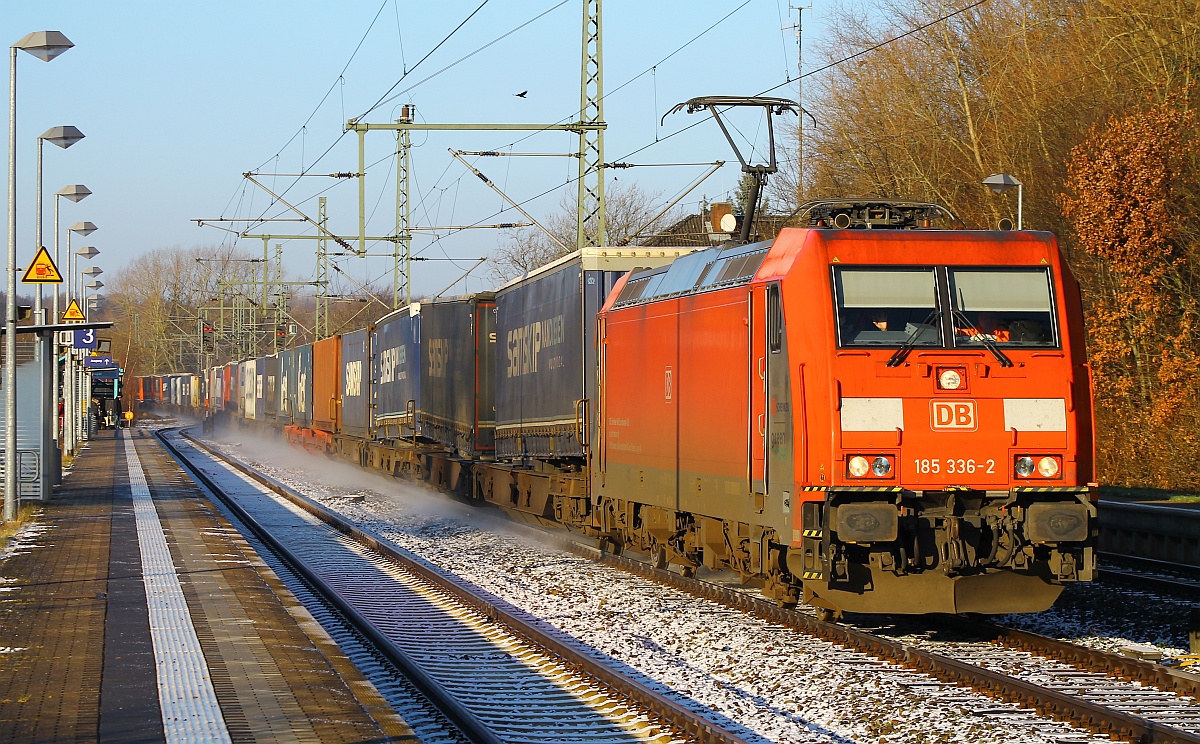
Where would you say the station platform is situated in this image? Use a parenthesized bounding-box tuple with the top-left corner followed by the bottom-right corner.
(0, 427, 415, 743)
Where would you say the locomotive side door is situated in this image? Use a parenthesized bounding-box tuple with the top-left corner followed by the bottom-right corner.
(764, 282, 795, 525)
(750, 286, 767, 501)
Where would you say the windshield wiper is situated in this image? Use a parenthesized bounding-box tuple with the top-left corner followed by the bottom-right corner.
(886, 309, 940, 367)
(951, 309, 1013, 367)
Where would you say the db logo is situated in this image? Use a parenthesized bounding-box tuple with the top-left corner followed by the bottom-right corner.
(930, 400, 977, 431)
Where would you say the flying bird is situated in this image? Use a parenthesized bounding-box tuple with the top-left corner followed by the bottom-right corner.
(514, 90, 528, 98)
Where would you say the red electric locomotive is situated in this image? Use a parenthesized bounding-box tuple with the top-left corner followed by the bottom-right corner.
(595, 201, 1096, 615)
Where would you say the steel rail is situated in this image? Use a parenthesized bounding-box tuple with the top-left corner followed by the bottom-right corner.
(933, 614, 1200, 697)
(155, 429, 502, 744)
(175, 429, 751, 744)
(1101, 566, 1200, 602)
(546, 539, 1200, 744)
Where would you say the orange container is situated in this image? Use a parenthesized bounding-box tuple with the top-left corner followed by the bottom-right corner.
(312, 335, 342, 434)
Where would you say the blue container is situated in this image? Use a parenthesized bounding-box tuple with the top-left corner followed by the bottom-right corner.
(341, 328, 370, 439)
(371, 305, 421, 441)
(263, 354, 280, 419)
(295, 344, 314, 427)
(495, 250, 683, 459)
(420, 294, 496, 457)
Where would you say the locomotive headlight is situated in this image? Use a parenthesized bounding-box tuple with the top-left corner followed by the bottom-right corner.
(848, 456, 870, 477)
(1015, 456, 1036, 477)
(871, 456, 892, 477)
(938, 368, 963, 390)
(1037, 456, 1060, 478)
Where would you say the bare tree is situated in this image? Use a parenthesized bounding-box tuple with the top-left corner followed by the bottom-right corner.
(489, 180, 684, 282)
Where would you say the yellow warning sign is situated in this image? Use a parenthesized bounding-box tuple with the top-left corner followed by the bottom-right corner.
(21, 246, 63, 284)
(61, 299, 86, 322)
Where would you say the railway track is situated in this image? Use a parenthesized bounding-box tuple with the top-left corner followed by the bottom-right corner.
(184, 428, 1200, 743)
(1098, 555, 1200, 602)
(160, 428, 749, 744)
(548, 540, 1200, 744)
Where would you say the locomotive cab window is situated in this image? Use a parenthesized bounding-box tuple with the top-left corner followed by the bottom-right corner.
(949, 268, 1057, 347)
(834, 268, 941, 347)
(767, 284, 783, 353)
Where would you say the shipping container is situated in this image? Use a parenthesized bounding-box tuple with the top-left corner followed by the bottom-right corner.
(421, 294, 496, 457)
(371, 304, 421, 440)
(222, 364, 235, 410)
(252, 357, 266, 421)
(494, 247, 696, 459)
(189, 373, 201, 412)
(263, 354, 280, 420)
(278, 348, 294, 422)
(311, 338, 341, 432)
(208, 367, 223, 413)
(340, 329, 371, 440)
(241, 359, 256, 420)
(295, 344, 313, 427)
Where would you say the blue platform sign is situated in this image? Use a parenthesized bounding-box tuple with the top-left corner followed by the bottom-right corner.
(84, 355, 113, 368)
(73, 328, 98, 349)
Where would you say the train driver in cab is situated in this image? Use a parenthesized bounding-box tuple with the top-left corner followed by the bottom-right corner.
(957, 311, 1011, 342)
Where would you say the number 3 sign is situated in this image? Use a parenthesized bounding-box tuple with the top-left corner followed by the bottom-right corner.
(73, 328, 97, 349)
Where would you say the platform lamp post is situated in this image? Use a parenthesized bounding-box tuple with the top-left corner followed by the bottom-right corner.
(82, 278, 103, 441)
(982, 173, 1023, 230)
(53, 185, 89, 322)
(36, 129, 84, 497)
(50, 186, 89, 455)
(6, 31, 75, 522)
(83, 275, 102, 317)
(63, 238, 96, 457)
(67, 227, 96, 307)
(35, 127, 84, 322)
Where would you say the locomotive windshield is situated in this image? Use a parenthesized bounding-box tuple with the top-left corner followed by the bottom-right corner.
(835, 268, 941, 346)
(834, 266, 1059, 348)
(949, 269, 1057, 347)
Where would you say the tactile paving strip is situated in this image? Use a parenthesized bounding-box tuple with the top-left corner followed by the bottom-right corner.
(137, 432, 415, 743)
(124, 431, 233, 744)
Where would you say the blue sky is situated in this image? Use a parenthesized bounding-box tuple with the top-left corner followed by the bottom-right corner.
(5, 1, 821, 297)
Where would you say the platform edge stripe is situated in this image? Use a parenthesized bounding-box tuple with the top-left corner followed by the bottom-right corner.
(123, 432, 233, 744)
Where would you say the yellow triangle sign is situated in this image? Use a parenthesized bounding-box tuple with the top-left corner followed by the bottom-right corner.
(21, 246, 63, 284)
(61, 299, 86, 322)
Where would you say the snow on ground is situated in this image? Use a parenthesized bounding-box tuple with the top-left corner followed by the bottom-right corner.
(203, 430, 1113, 744)
(0, 519, 50, 563)
(998, 582, 1193, 660)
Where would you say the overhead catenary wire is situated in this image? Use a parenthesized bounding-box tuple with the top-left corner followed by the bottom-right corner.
(254, 0, 392, 173)
(233, 0, 1004, 296)
(357, 0, 495, 120)
(361, 0, 571, 117)
(242, 0, 567, 233)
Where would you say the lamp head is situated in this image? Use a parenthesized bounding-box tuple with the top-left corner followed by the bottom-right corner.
(40, 125, 85, 149)
(982, 173, 1021, 195)
(57, 184, 91, 203)
(69, 221, 97, 236)
(75, 246, 99, 259)
(83, 266, 103, 277)
(13, 31, 74, 62)
(85, 280, 104, 290)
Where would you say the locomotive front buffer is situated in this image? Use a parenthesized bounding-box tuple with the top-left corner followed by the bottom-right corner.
(796, 483, 1097, 615)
